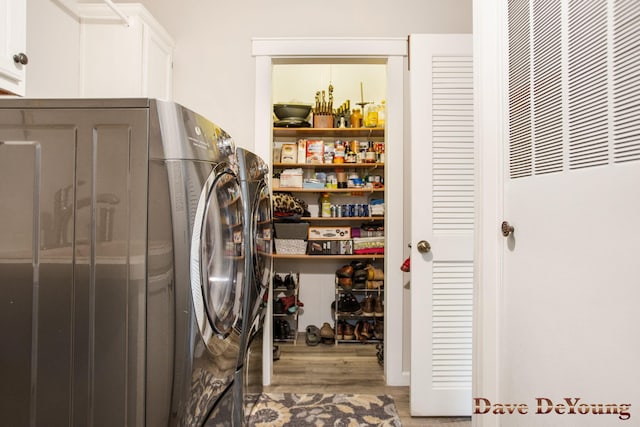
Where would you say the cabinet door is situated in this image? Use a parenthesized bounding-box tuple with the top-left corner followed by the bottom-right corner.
(0, 0, 26, 96)
(78, 4, 173, 99)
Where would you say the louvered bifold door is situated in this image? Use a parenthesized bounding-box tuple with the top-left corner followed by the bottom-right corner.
(409, 34, 474, 416)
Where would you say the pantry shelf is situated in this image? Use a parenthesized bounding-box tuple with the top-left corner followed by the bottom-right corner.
(274, 216, 384, 222)
(273, 162, 384, 169)
(274, 187, 384, 193)
(272, 254, 384, 260)
(273, 127, 384, 138)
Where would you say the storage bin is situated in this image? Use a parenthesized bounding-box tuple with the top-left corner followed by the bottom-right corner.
(274, 222, 309, 239)
(274, 239, 308, 255)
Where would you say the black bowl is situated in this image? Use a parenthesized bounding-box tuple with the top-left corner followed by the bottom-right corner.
(274, 104, 312, 120)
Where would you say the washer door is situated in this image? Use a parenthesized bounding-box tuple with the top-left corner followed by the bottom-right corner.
(191, 169, 244, 341)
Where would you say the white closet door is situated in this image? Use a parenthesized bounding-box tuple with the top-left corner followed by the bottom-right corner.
(498, 0, 640, 425)
(409, 33, 474, 416)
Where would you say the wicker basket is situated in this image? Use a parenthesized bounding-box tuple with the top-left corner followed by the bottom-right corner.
(274, 239, 307, 255)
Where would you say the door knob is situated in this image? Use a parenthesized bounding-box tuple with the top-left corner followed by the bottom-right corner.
(501, 221, 514, 237)
(416, 240, 431, 254)
(13, 53, 28, 65)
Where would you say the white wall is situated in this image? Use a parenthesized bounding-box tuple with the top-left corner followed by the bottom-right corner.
(26, 0, 472, 380)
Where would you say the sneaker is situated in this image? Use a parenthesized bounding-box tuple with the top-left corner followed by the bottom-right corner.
(362, 295, 375, 316)
(284, 273, 296, 290)
(373, 296, 384, 317)
(273, 274, 285, 288)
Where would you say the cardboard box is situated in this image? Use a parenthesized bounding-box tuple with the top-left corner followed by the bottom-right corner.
(279, 168, 303, 188)
(305, 140, 324, 164)
(308, 226, 351, 240)
(280, 144, 297, 163)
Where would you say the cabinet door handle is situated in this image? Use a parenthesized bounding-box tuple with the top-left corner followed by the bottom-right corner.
(13, 53, 29, 65)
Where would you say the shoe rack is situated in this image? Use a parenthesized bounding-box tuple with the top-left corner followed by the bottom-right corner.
(333, 262, 384, 345)
(272, 272, 301, 344)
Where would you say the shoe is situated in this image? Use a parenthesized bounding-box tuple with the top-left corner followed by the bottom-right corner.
(353, 269, 368, 282)
(350, 260, 366, 271)
(366, 266, 384, 281)
(360, 321, 372, 340)
(273, 274, 285, 288)
(367, 280, 383, 289)
(284, 273, 296, 290)
(274, 299, 285, 314)
(343, 322, 355, 340)
(336, 320, 345, 340)
(305, 325, 321, 346)
(320, 322, 334, 343)
(337, 293, 362, 315)
(373, 296, 384, 317)
(338, 277, 353, 290)
(354, 320, 363, 341)
(336, 265, 354, 278)
(282, 320, 291, 340)
(362, 295, 375, 316)
(273, 345, 281, 361)
(373, 320, 384, 340)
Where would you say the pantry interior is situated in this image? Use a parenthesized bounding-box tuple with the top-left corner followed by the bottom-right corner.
(258, 46, 408, 389)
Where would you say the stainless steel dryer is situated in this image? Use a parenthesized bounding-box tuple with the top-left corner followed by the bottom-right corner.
(0, 98, 246, 426)
(233, 148, 273, 426)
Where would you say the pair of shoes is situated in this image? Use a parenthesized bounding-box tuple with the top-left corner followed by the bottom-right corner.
(320, 322, 335, 344)
(273, 298, 286, 314)
(337, 293, 362, 315)
(354, 320, 374, 342)
(274, 319, 291, 340)
(305, 325, 321, 346)
(273, 274, 285, 288)
(336, 321, 355, 340)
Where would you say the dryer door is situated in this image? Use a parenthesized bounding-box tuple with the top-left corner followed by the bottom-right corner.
(191, 170, 244, 341)
(252, 183, 272, 306)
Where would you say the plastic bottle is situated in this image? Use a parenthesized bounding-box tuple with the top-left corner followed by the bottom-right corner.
(319, 192, 332, 217)
(377, 100, 386, 128)
(364, 104, 379, 128)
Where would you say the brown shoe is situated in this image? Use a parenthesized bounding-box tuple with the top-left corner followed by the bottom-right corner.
(320, 322, 334, 340)
(354, 320, 363, 341)
(336, 265, 354, 278)
(343, 322, 355, 340)
(373, 296, 384, 317)
(360, 321, 372, 341)
(336, 320, 345, 340)
(367, 280, 384, 289)
(366, 266, 384, 281)
(362, 295, 375, 316)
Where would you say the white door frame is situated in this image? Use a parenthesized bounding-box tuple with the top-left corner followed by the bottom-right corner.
(472, 0, 506, 426)
(252, 37, 408, 387)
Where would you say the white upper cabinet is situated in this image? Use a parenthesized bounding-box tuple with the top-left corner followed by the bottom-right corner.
(78, 3, 174, 100)
(0, 0, 27, 96)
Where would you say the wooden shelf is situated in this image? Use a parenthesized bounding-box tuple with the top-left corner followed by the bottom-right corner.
(273, 187, 383, 193)
(274, 216, 384, 222)
(273, 127, 384, 138)
(273, 162, 384, 169)
(272, 254, 384, 260)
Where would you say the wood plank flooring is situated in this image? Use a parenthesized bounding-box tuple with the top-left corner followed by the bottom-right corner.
(266, 336, 471, 427)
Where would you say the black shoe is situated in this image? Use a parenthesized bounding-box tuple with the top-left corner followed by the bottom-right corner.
(284, 273, 296, 290)
(282, 320, 291, 339)
(274, 299, 285, 314)
(338, 293, 362, 314)
(273, 274, 285, 289)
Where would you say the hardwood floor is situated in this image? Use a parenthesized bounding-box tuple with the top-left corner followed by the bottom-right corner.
(265, 336, 471, 426)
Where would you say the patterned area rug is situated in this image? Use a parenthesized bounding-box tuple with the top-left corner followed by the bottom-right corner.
(248, 393, 402, 426)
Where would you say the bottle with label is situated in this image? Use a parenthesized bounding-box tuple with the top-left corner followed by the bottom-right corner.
(319, 192, 332, 217)
(350, 109, 362, 128)
(377, 100, 386, 128)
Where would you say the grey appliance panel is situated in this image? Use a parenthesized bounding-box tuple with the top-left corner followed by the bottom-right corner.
(0, 106, 148, 427)
(151, 100, 236, 163)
